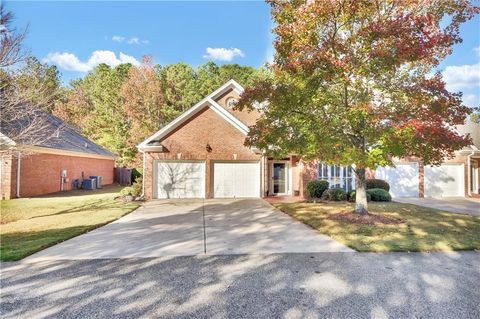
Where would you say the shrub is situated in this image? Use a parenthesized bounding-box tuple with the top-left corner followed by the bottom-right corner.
(131, 177, 142, 197)
(348, 190, 371, 202)
(321, 188, 347, 201)
(306, 180, 329, 199)
(367, 188, 392, 202)
(120, 177, 143, 197)
(366, 179, 390, 191)
(119, 186, 135, 197)
(131, 168, 143, 184)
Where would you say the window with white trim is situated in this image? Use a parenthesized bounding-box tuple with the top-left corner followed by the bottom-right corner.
(318, 163, 355, 192)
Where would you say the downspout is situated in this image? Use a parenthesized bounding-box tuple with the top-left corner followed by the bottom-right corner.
(467, 149, 474, 197)
(16, 151, 21, 198)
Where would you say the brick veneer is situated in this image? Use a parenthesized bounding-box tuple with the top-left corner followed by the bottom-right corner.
(1, 152, 114, 199)
(144, 106, 260, 199)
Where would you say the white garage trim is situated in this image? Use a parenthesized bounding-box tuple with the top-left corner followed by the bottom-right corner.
(212, 161, 260, 198)
(153, 160, 206, 199)
(424, 163, 465, 198)
(375, 162, 419, 198)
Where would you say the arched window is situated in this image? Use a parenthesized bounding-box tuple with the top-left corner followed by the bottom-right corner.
(226, 97, 237, 108)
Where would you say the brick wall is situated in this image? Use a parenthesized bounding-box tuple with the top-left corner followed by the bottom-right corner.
(144, 106, 260, 199)
(6, 152, 114, 198)
(214, 88, 261, 126)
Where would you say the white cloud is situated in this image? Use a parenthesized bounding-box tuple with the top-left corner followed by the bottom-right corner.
(203, 47, 245, 61)
(112, 35, 125, 43)
(111, 35, 148, 45)
(43, 50, 140, 72)
(442, 63, 480, 91)
(462, 93, 479, 108)
(127, 37, 140, 45)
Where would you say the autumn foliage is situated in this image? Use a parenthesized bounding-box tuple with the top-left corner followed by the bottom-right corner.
(238, 0, 478, 213)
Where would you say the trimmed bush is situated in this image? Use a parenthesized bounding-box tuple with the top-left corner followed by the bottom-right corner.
(322, 188, 347, 201)
(366, 179, 390, 191)
(306, 180, 329, 199)
(367, 188, 392, 202)
(348, 190, 371, 202)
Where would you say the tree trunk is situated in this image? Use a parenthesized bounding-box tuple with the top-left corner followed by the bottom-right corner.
(355, 168, 368, 215)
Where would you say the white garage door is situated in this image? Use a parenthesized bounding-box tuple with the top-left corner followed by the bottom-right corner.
(424, 164, 465, 198)
(154, 161, 205, 199)
(376, 163, 419, 197)
(213, 162, 260, 198)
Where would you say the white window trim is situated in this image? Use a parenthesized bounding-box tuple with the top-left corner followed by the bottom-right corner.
(317, 163, 355, 192)
(271, 160, 292, 196)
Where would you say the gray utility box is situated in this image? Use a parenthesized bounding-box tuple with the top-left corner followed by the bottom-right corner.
(89, 176, 102, 189)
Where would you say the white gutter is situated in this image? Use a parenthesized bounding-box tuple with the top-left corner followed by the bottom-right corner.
(467, 149, 475, 196)
(16, 152, 21, 198)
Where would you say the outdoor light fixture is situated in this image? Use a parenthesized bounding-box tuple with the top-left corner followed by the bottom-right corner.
(206, 143, 212, 152)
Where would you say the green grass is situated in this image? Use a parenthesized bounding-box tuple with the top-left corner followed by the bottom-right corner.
(0, 185, 139, 261)
(273, 201, 480, 252)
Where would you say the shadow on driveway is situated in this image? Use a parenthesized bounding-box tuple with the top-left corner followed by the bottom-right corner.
(1, 252, 479, 318)
(24, 199, 352, 261)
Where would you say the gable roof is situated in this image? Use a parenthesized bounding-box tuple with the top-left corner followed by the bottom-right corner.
(1, 111, 116, 158)
(138, 79, 250, 151)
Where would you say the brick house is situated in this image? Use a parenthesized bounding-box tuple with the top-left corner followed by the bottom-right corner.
(138, 80, 480, 200)
(1, 114, 115, 199)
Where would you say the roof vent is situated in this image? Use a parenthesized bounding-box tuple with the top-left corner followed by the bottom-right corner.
(85, 142, 88, 148)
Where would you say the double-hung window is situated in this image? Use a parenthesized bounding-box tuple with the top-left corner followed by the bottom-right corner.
(318, 163, 355, 192)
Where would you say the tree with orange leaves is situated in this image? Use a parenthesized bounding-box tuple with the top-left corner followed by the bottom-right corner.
(238, 0, 478, 214)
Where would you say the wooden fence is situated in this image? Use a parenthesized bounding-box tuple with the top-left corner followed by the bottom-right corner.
(114, 167, 131, 186)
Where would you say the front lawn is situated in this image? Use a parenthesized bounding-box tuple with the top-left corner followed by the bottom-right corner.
(1, 185, 139, 261)
(273, 201, 480, 252)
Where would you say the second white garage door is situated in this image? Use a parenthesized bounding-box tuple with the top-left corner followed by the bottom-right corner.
(154, 161, 205, 199)
(213, 162, 260, 198)
(424, 164, 465, 197)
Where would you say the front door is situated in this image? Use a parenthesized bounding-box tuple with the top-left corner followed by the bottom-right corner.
(272, 162, 288, 195)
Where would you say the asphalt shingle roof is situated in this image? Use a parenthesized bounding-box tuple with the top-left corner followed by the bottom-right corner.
(1, 112, 115, 157)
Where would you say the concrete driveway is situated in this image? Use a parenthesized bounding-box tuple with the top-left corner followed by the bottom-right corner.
(394, 197, 480, 217)
(25, 199, 352, 260)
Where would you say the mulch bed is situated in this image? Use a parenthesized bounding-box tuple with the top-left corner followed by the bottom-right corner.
(328, 211, 404, 225)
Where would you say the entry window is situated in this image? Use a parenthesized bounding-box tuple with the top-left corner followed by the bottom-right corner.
(273, 163, 287, 194)
(318, 163, 355, 192)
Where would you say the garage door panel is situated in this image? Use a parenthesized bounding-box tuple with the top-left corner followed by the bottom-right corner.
(213, 162, 260, 198)
(155, 161, 205, 199)
(424, 164, 464, 197)
(375, 163, 419, 197)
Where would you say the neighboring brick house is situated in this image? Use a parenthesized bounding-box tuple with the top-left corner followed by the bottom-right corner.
(138, 80, 480, 200)
(1, 114, 115, 199)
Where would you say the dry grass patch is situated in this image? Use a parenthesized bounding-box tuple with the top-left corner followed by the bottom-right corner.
(273, 201, 480, 252)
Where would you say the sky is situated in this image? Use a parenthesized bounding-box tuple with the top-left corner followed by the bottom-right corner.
(5, 0, 480, 108)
